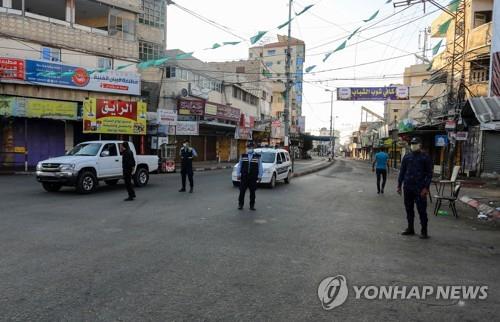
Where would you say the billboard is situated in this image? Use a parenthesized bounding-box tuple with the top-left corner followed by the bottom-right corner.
(337, 86, 409, 101)
(157, 109, 178, 126)
(83, 98, 146, 135)
(24, 60, 140, 95)
(178, 99, 204, 116)
(0, 96, 77, 120)
(0, 58, 25, 81)
(175, 121, 199, 135)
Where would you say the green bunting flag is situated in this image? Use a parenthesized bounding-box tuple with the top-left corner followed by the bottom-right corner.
(347, 27, 362, 40)
(262, 69, 272, 78)
(448, 0, 461, 13)
(250, 31, 267, 44)
(323, 52, 333, 63)
(153, 57, 170, 66)
(426, 60, 434, 71)
(211, 43, 222, 49)
(385, 0, 392, 4)
(334, 40, 347, 52)
(363, 10, 379, 22)
(137, 61, 155, 69)
(176, 52, 194, 60)
(296, 4, 314, 16)
(116, 63, 134, 70)
(438, 19, 452, 35)
(305, 65, 317, 73)
(223, 41, 241, 46)
(432, 40, 443, 55)
(278, 18, 293, 30)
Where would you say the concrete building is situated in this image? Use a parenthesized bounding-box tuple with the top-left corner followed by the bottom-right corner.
(249, 35, 305, 135)
(0, 0, 144, 170)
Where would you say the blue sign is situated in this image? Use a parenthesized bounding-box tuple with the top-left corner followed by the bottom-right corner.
(25, 60, 88, 88)
(435, 135, 448, 147)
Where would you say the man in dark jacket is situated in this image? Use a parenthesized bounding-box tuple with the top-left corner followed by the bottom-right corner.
(179, 139, 197, 193)
(120, 141, 136, 201)
(237, 142, 263, 210)
(397, 137, 433, 239)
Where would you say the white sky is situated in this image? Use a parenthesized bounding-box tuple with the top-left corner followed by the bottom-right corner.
(167, 0, 444, 142)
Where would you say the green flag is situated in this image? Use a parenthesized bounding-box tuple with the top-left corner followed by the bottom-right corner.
(438, 19, 452, 35)
(153, 57, 170, 66)
(250, 31, 267, 44)
(347, 27, 361, 40)
(116, 63, 134, 70)
(176, 52, 194, 60)
(223, 41, 241, 46)
(278, 18, 293, 30)
(385, 0, 392, 4)
(305, 65, 317, 73)
(432, 40, 443, 55)
(211, 43, 222, 49)
(137, 61, 154, 69)
(323, 52, 333, 63)
(448, 0, 461, 13)
(363, 10, 379, 22)
(334, 40, 347, 52)
(426, 60, 433, 71)
(262, 69, 272, 78)
(296, 4, 314, 16)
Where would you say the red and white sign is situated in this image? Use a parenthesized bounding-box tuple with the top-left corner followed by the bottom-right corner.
(445, 120, 456, 130)
(240, 114, 255, 128)
(0, 58, 25, 81)
(96, 100, 138, 121)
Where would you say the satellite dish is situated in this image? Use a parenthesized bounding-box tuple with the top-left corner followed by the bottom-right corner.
(181, 88, 188, 97)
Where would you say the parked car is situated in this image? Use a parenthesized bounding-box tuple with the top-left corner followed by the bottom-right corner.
(36, 141, 159, 194)
(232, 148, 292, 188)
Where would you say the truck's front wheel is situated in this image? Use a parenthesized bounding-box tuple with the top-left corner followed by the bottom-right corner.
(77, 171, 97, 194)
(134, 167, 149, 187)
(42, 182, 62, 192)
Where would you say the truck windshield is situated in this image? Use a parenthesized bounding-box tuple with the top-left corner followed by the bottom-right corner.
(67, 143, 102, 156)
(260, 152, 276, 163)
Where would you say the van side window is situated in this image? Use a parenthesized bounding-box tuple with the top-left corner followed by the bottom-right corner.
(279, 152, 287, 163)
(277, 153, 282, 163)
(285, 152, 290, 162)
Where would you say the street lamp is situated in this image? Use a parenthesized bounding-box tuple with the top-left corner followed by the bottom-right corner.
(325, 89, 335, 159)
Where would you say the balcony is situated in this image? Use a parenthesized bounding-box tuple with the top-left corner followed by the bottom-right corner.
(0, 1, 139, 60)
(467, 22, 492, 55)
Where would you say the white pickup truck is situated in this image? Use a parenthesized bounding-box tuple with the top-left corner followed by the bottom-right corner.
(36, 141, 159, 194)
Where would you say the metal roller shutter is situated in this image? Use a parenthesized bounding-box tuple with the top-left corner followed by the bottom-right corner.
(482, 131, 500, 175)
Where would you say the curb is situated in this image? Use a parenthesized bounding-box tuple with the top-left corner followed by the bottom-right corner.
(292, 160, 335, 178)
(193, 165, 233, 172)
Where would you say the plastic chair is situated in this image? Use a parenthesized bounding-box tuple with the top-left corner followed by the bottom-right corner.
(437, 166, 460, 196)
(434, 183, 461, 218)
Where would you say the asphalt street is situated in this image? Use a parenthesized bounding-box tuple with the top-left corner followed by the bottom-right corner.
(0, 159, 499, 321)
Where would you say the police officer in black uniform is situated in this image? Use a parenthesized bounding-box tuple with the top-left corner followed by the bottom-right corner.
(179, 139, 197, 193)
(120, 141, 136, 201)
(237, 142, 263, 210)
(397, 137, 433, 239)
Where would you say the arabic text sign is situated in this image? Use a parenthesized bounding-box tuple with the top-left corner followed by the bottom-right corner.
(25, 60, 140, 95)
(83, 98, 146, 135)
(0, 96, 77, 120)
(0, 58, 25, 80)
(178, 100, 204, 116)
(337, 86, 409, 101)
(157, 109, 178, 126)
(175, 121, 199, 135)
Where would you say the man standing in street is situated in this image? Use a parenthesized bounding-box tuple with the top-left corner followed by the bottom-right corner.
(237, 142, 263, 211)
(397, 137, 433, 239)
(372, 149, 390, 194)
(121, 141, 136, 201)
(179, 139, 197, 193)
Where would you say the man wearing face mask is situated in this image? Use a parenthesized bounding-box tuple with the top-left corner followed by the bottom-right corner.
(397, 137, 433, 239)
(179, 139, 198, 193)
(236, 142, 263, 210)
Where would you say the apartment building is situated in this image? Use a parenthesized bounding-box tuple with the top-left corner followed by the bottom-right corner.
(0, 0, 145, 170)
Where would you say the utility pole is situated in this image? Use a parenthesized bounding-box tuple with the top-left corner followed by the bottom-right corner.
(325, 89, 334, 159)
(284, 0, 293, 148)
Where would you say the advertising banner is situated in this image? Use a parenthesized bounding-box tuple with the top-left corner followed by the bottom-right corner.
(83, 98, 146, 135)
(0, 58, 25, 81)
(0, 96, 77, 120)
(175, 121, 199, 135)
(178, 99, 204, 116)
(435, 135, 448, 147)
(217, 104, 240, 121)
(235, 127, 252, 140)
(25, 60, 140, 95)
(337, 86, 409, 101)
(205, 103, 218, 116)
(157, 109, 178, 126)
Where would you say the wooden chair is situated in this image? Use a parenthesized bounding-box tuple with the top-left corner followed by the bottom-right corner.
(433, 183, 461, 218)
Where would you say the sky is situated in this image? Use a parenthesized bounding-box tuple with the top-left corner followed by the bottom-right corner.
(166, 0, 444, 143)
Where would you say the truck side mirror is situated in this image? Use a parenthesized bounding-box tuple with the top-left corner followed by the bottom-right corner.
(100, 150, 110, 157)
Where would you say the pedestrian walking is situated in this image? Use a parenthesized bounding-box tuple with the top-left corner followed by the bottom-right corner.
(397, 137, 433, 239)
(372, 149, 390, 194)
(237, 142, 263, 211)
(179, 139, 197, 193)
(120, 141, 136, 201)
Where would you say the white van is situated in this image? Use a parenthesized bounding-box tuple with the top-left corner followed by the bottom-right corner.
(232, 148, 292, 188)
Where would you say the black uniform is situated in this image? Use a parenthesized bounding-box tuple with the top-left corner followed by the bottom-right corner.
(180, 146, 195, 190)
(122, 148, 136, 199)
(238, 153, 262, 208)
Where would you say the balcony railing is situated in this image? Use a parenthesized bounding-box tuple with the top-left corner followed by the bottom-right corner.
(470, 69, 489, 84)
(468, 22, 492, 51)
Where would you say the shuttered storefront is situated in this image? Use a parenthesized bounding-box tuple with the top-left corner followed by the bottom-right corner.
(482, 131, 500, 175)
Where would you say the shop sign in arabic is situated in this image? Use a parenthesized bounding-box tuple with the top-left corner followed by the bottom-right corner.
(337, 87, 409, 101)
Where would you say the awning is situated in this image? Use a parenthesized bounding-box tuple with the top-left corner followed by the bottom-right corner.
(462, 97, 500, 131)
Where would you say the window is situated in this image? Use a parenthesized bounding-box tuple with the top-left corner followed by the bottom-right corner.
(277, 153, 282, 164)
(267, 50, 276, 56)
(276, 60, 281, 65)
(470, 58, 490, 83)
(101, 143, 118, 157)
(97, 57, 113, 70)
(236, 66, 245, 73)
(265, 61, 273, 67)
(474, 11, 492, 28)
(262, 91, 267, 100)
(166, 66, 176, 78)
(279, 152, 286, 163)
(41, 47, 61, 62)
(139, 0, 166, 28)
(139, 41, 163, 61)
(109, 15, 136, 41)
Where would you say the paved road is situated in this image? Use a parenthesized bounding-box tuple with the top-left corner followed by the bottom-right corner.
(0, 159, 499, 321)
